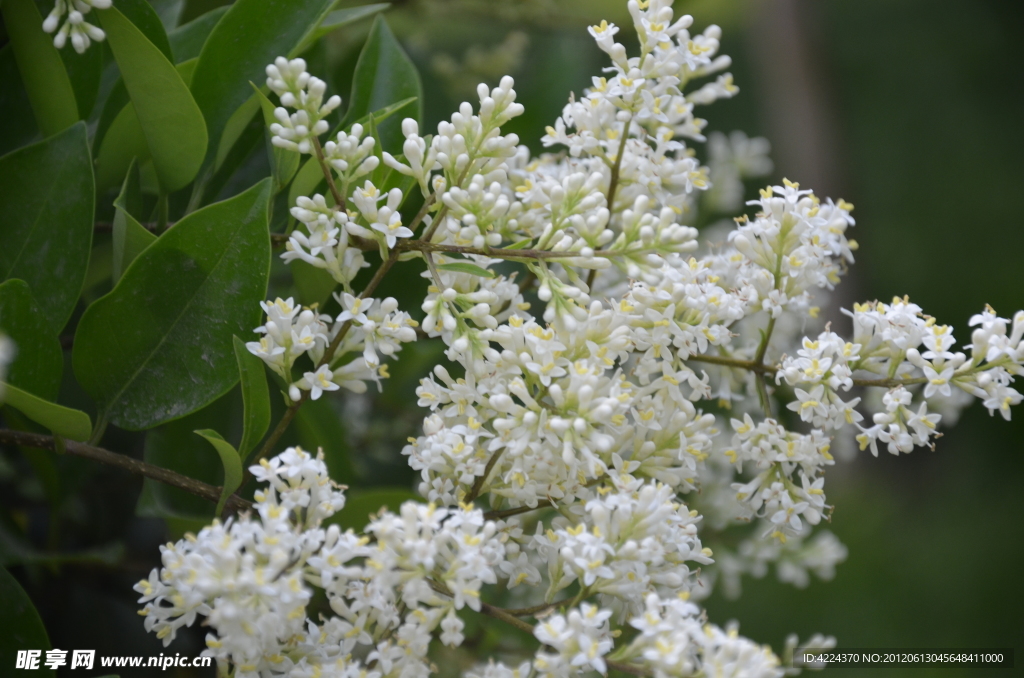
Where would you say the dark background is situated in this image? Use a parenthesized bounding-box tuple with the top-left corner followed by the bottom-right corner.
(2, 1, 1022, 676)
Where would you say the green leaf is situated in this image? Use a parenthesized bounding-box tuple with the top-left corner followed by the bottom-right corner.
(58, 36, 102, 120)
(0, 44, 39, 156)
(298, 3, 391, 52)
(342, 15, 422, 152)
(252, 83, 301, 192)
(194, 428, 243, 515)
(169, 5, 230, 63)
(437, 262, 496, 278)
(114, 0, 175, 61)
(98, 6, 208, 192)
(0, 566, 55, 678)
(94, 101, 149, 192)
(111, 160, 157, 282)
(0, 280, 62, 400)
(1, 383, 92, 441)
(0, 122, 94, 333)
(214, 93, 261, 170)
(233, 336, 271, 458)
(73, 179, 272, 430)
(0, 0, 78, 137)
(328, 488, 421, 532)
(142, 389, 241, 519)
(288, 97, 418, 210)
(506, 238, 534, 250)
(189, 0, 336, 165)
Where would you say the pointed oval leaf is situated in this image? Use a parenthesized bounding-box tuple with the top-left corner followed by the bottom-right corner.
(169, 6, 230, 63)
(73, 179, 272, 430)
(342, 16, 422, 152)
(189, 0, 336, 164)
(58, 35, 102, 120)
(2, 383, 93, 441)
(0, 280, 62, 400)
(252, 84, 301, 192)
(233, 335, 270, 458)
(0, 566, 55, 678)
(115, 0, 174, 61)
(299, 3, 391, 53)
(112, 160, 157, 282)
(142, 389, 242, 519)
(98, 6, 208, 192)
(194, 429, 243, 515)
(0, 44, 39, 156)
(0, 0, 78, 137)
(437, 262, 496, 278)
(0, 122, 94, 333)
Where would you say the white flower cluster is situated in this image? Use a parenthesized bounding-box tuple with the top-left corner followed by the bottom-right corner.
(246, 295, 417, 402)
(135, 447, 510, 678)
(141, 1, 1024, 677)
(42, 0, 111, 53)
(266, 57, 342, 154)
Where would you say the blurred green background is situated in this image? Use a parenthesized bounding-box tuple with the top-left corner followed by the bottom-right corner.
(1, 0, 1021, 675)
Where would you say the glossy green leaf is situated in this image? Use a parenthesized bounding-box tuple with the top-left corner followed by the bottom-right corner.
(0, 566, 55, 678)
(253, 84, 301, 192)
(98, 7, 208, 192)
(73, 179, 272, 430)
(288, 97, 417, 210)
(93, 78, 130, 155)
(112, 160, 157, 282)
(1, 383, 92, 441)
(0, 44, 39, 156)
(298, 3, 391, 53)
(0, 280, 62, 400)
(342, 15, 422, 152)
(0, 122, 94, 333)
(0, 0, 78, 137)
(142, 389, 241, 519)
(214, 93, 261, 170)
(233, 336, 271, 458)
(194, 429, 243, 515)
(436, 262, 496, 278)
(328, 488, 421, 532)
(506, 238, 534, 250)
(169, 5, 230, 63)
(95, 102, 149, 192)
(189, 0, 336, 165)
(115, 0, 174, 61)
(58, 37, 102, 120)
(93, 2, 186, 153)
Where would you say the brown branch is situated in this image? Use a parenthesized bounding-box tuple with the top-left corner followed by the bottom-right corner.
(0, 429, 252, 513)
(503, 596, 576, 617)
(466, 448, 504, 504)
(687, 354, 929, 389)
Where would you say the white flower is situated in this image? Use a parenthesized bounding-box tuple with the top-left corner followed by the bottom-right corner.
(43, 0, 110, 53)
